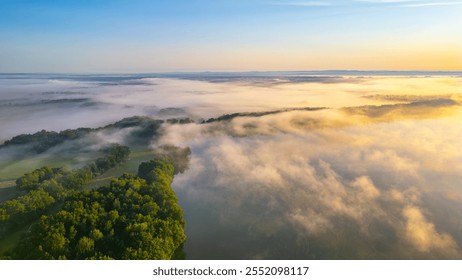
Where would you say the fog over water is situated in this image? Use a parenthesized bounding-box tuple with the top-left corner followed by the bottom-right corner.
(1, 72, 461, 259)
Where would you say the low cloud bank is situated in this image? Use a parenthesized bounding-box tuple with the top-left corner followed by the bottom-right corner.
(163, 101, 462, 259)
(1, 74, 461, 259)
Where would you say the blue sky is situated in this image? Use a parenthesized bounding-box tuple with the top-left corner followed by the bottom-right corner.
(0, 0, 461, 72)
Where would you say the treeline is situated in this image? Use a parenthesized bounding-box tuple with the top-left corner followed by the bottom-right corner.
(8, 159, 185, 260)
(151, 145, 191, 175)
(201, 107, 326, 123)
(0, 116, 159, 153)
(2, 128, 93, 153)
(0, 144, 130, 237)
(104, 116, 163, 142)
(0, 115, 194, 154)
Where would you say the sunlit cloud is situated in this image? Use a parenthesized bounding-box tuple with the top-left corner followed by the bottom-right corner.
(166, 109, 462, 258)
(2, 74, 461, 259)
(403, 206, 459, 255)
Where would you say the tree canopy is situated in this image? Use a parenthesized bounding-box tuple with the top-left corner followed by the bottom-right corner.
(9, 159, 185, 260)
(1, 144, 130, 238)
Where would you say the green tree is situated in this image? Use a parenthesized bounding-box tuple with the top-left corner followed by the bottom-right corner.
(11, 160, 185, 260)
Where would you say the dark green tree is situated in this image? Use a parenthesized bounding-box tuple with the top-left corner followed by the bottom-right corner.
(11, 160, 185, 260)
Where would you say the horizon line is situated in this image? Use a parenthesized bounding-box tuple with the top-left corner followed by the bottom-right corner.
(1, 69, 462, 76)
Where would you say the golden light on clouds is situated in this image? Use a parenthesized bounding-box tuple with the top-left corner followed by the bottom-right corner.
(403, 206, 460, 255)
(1, 74, 461, 259)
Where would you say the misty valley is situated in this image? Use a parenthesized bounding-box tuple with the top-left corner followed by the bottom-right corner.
(0, 72, 461, 259)
(0, 116, 188, 259)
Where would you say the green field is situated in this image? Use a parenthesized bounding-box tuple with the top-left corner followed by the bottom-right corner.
(0, 155, 87, 181)
(0, 180, 15, 189)
(0, 180, 17, 203)
(85, 149, 157, 189)
(0, 148, 158, 202)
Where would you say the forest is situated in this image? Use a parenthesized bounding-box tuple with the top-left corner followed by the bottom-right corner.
(0, 117, 187, 260)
